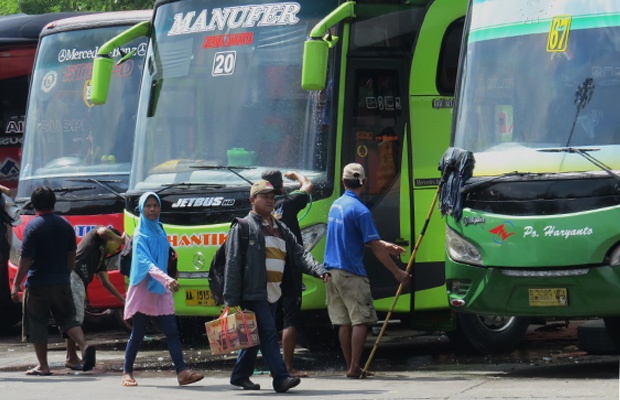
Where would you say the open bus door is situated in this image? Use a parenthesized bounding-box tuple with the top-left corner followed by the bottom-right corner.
(342, 59, 411, 308)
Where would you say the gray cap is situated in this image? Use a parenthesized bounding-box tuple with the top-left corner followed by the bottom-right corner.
(343, 163, 366, 181)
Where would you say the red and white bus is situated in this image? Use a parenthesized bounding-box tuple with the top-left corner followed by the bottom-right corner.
(6, 10, 151, 328)
(0, 12, 85, 328)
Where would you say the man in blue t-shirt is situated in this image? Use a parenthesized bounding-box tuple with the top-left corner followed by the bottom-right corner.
(10, 186, 96, 375)
(324, 163, 411, 379)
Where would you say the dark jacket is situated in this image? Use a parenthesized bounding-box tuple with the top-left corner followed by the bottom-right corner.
(223, 211, 326, 307)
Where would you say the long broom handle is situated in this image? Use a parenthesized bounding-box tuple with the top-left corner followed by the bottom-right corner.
(360, 179, 445, 378)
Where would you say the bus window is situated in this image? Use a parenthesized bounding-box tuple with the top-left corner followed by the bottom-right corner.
(437, 20, 464, 95)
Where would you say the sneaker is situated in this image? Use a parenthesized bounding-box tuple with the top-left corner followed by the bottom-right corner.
(231, 377, 260, 390)
(274, 376, 301, 393)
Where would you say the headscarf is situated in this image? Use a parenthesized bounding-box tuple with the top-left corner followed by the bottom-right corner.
(128, 192, 169, 294)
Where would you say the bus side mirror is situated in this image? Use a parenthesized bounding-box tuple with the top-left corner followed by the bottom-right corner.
(90, 20, 151, 105)
(301, 39, 329, 91)
(91, 56, 113, 105)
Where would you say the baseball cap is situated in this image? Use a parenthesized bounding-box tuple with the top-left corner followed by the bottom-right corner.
(261, 169, 283, 193)
(343, 163, 366, 182)
(250, 180, 276, 197)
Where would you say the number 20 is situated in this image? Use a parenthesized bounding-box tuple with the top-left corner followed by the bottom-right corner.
(212, 51, 236, 76)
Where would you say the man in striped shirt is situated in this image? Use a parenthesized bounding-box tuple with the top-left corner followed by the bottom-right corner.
(224, 180, 329, 393)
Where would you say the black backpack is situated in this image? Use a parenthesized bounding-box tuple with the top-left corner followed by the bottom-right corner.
(119, 236, 133, 277)
(118, 236, 177, 278)
(207, 217, 249, 305)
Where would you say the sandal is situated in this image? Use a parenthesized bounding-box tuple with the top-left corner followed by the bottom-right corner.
(289, 369, 309, 378)
(121, 373, 138, 387)
(82, 346, 96, 372)
(178, 370, 204, 386)
(346, 369, 375, 379)
(64, 362, 83, 371)
(26, 368, 52, 376)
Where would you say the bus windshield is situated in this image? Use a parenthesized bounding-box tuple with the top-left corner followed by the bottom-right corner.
(130, 0, 337, 194)
(17, 25, 147, 198)
(453, 0, 620, 173)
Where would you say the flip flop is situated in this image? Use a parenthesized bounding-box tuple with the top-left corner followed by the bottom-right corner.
(289, 370, 309, 378)
(121, 374, 138, 387)
(26, 368, 53, 376)
(82, 346, 96, 372)
(64, 363, 83, 371)
(346, 370, 375, 379)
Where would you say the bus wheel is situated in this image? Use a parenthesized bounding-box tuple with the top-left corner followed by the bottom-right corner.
(449, 313, 529, 354)
(176, 316, 208, 345)
(0, 265, 21, 333)
(296, 311, 339, 352)
(297, 324, 339, 352)
(113, 311, 163, 335)
(600, 317, 620, 352)
(111, 308, 132, 333)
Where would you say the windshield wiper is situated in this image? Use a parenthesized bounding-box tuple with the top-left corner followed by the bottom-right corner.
(460, 171, 523, 194)
(190, 165, 255, 185)
(20, 185, 96, 210)
(156, 182, 225, 194)
(537, 147, 620, 181)
(52, 185, 97, 194)
(66, 178, 124, 200)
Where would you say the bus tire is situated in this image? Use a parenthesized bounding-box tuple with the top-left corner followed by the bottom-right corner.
(297, 324, 339, 352)
(0, 262, 21, 332)
(451, 313, 529, 354)
(177, 316, 208, 345)
(296, 311, 339, 352)
(603, 317, 620, 348)
(111, 308, 133, 333)
(578, 318, 620, 354)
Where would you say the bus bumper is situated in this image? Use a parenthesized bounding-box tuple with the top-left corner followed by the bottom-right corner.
(446, 260, 620, 317)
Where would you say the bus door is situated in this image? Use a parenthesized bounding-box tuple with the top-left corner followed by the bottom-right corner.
(342, 58, 411, 303)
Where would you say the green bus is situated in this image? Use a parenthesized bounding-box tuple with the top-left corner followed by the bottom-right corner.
(446, 0, 620, 343)
(91, 0, 526, 352)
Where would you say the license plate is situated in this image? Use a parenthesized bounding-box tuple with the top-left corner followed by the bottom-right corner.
(185, 290, 216, 306)
(528, 288, 568, 307)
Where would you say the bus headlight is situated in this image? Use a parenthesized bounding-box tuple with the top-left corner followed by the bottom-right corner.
(301, 223, 327, 252)
(608, 245, 620, 267)
(446, 227, 483, 266)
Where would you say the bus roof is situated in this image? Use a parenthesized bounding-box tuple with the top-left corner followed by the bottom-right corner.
(0, 12, 84, 45)
(40, 10, 153, 37)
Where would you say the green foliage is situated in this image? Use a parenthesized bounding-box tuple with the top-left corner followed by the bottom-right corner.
(0, 0, 20, 15)
(1, 0, 156, 15)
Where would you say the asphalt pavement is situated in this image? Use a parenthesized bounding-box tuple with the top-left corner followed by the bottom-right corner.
(0, 365, 618, 399)
(0, 321, 619, 399)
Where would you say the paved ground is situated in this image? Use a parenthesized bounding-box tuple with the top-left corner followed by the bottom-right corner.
(0, 320, 619, 399)
(0, 365, 618, 400)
